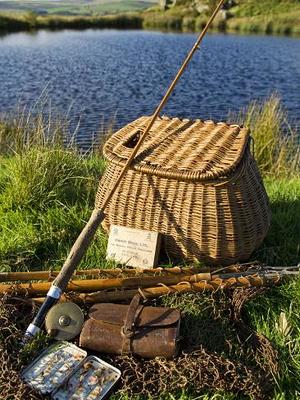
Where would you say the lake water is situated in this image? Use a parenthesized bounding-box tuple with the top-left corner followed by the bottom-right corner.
(0, 29, 299, 148)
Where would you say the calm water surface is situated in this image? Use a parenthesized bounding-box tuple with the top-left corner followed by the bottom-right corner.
(0, 29, 299, 148)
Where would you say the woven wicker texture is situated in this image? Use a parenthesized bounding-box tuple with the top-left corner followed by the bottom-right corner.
(103, 116, 249, 181)
(96, 116, 270, 265)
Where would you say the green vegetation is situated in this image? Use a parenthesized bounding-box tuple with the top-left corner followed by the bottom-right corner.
(0, 12, 143, 32)
(226, 10, 300, 36)
(232, 0, 300, 17)
(0, 96, 299, 399)
(1, 0, 300, 35)
(237, 94, 300, 177)
(0, 109, 107, 271)
(142, 0, 300, 35)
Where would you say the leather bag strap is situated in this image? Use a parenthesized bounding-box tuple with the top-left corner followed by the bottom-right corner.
(121, 293, 143, 354)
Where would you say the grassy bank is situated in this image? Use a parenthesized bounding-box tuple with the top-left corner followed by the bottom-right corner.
(226, 10, 300, 36)
(227, 0, 300, 35)
(1, 1, 300, 36)
(0, 96, 299, 399)
(142, 1, 300, 35)
(0, 12, 143, 33)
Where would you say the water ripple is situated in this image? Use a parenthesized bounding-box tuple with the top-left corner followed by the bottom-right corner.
(0, 29, 299, 149)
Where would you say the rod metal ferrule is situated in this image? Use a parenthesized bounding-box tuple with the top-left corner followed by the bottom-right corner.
(24, 323, 41, 338)
(48, 286, 62, 299)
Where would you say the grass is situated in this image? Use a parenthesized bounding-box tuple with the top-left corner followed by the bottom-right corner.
(236, 94, 300, 177)
(0, 108, 107, 271)
(0, 95, 299, 399)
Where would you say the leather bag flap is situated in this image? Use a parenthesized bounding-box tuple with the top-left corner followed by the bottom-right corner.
(88, 303, 180, 328)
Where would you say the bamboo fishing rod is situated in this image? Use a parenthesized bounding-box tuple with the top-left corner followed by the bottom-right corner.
(32, 272, 284, 304)
(24, 0, 226, 341)
(7, 268, 298, 297)
(3, 263, 296, 283)
(0, 266, 210, 282)
(2, 263, 250, 282)
(1, 272, 212, 296)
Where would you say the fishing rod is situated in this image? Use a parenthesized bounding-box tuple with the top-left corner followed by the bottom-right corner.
(4, 266, 299, 295)
(2, 263, 254, 282)
(31, 266, 299, 304)
(0, 266, 210, 282)
(24, 0, 226, 341)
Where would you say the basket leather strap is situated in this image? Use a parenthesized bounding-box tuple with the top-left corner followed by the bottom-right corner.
(121, 293, 143, 354)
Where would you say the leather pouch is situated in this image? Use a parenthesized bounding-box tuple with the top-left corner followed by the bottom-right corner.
(79, 294, 180, 359)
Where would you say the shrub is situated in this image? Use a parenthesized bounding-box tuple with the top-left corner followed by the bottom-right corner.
(182, 16, 196, 31)
(0, 14, 30, 32)
(143, 13, 182, 30)
(195, 15, 208, 31)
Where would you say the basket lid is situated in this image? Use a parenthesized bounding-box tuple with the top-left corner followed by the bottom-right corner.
(103, 116, 250, 181)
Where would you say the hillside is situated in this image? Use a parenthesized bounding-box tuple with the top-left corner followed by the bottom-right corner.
(227, 0, 300, 34)
(231, 0, 300, 16)
(0, 0, 157, 16)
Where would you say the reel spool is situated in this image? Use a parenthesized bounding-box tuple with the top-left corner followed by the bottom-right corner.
(45, 302, 84, 341)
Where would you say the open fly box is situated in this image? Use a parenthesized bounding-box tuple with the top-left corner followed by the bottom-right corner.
(22, 341, 121, 399)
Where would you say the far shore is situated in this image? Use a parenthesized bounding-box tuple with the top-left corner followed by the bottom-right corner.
(0, 10, 300, 37)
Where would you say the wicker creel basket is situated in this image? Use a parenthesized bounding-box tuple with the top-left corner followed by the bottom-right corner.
(95, 116, 271, 265)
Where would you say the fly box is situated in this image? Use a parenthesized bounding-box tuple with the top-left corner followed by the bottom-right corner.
(52, 355, 121, 400)
(22, 342, 87, 394)
(22, 342, 121, 399)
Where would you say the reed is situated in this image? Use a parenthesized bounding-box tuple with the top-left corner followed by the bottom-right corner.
(182, 16, 196, 32)
(0, 12, 143, 33)
(142, 13, 182, 30)
(238, 94, 299, 177)
(0, 14, 30, 32)
(227, 10, 300, 36)
(0, 103, 67, 155)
